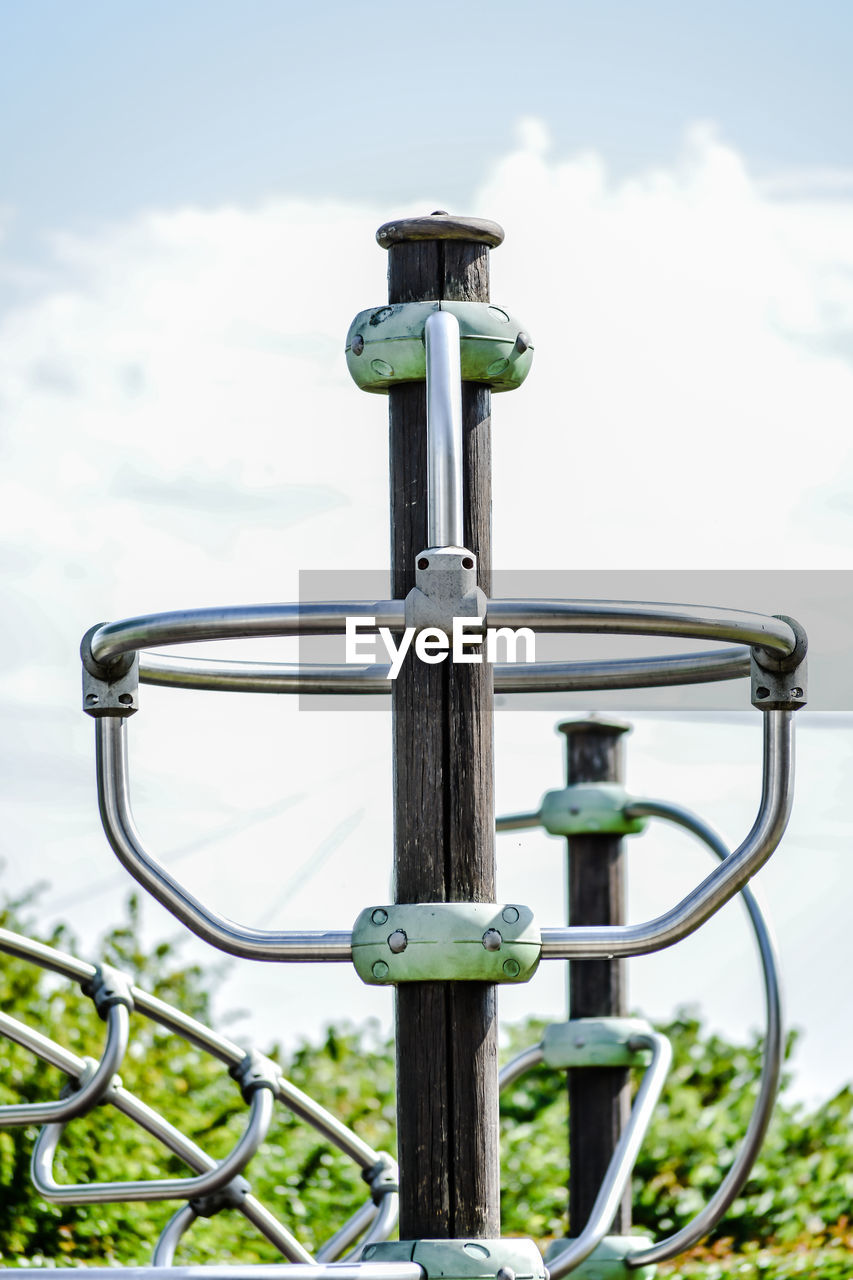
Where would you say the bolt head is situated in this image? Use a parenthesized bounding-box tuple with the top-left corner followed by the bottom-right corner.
(371, 908, 389, 925)
(387, 929, 408, 954)
(482, 928, 503, 952)
(502, 958, 521, 978)
(497, 1269, 516, 1280)
(371, 960, 390, 979)
(502, 906, 520, 924)
(351, 333, 365, 356)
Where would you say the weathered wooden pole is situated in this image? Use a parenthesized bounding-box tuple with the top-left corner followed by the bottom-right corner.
(559, 718, 633, 1236)
(380, 211, 503, 1240)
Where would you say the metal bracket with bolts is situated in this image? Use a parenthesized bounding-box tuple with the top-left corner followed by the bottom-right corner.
(751, 614, 808, 711)
(542, 1018, 655, 1070)
(81, 623, 139, 718)
(405, 547, 487, 638)
(544, 1236, 657, 1280)
(351, 904, 541, 985)
(363, 1238, 547, 1280)
(539, 784, 648, 839)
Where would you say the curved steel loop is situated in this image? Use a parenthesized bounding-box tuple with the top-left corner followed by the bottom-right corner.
(539, 710, 794, 959)
(89, 603, 406, 666)
(90, 599, 794, 669)
(0, 1004, 128, 1125)
(32, 1076, 275, 1205)
(96, 717, 353, 963)
(153, 1204, 197, 1266)
(621, 801, 783, 1269)
(139, 646, 750, 695)
(499, 1043, 545, 1092)
(317, 1201, 380, 1264)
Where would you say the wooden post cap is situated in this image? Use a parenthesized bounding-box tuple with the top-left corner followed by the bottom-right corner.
(376, 212, 505, 249)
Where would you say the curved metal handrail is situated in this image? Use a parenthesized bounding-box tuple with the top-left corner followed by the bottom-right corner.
(0, 1003, 128, 1124)
(539, 710, 794, 958)
(621, 801, 783, 1269)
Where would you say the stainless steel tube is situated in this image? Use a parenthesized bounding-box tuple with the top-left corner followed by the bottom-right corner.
(153, 1204, 197, 1266)
(498, 1043, 545, 1091)
(32, 1081, 274, 1204)
(547, 1033, 672, 1279)
(539, 711, 794, 958)
(138, 646, 750, 695)
(90, 602, 405, 666)
(316, 1201, 379, 1263)
(96, 717, 353, 962)
(0, 1004, 127, 1124)
(355, 1190, 399, 1255)
(486, 601, 797, 653)
(425, 310, 464, 549)
(495, 812, 542, 834)
(622, 802, 783, 1268)
(5, 1268, 426, 1280)
(274, 1076, 383, 1169)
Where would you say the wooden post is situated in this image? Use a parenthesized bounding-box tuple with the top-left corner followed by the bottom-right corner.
(558, 718, 633, 1236)
(380, 211, 504, 1240)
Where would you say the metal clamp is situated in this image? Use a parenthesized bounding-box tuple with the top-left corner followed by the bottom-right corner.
(351, 904, 540, 985)
(346, 301, 533, 394)
(81, 623, 139, 718)
(544, 1237, 656, 1280)
(190, 1174, 251, 1217)
(405, 548, 487, 637)
(539, 785, 648, 838)
(363, 1238, 547, 1280)
(543, 1019, 654, 1070)
(229, 1049, 281, 1103)
(81, 964, 135, 1020)
(751, 614, 808, 711)
(363, 1154, 399, 1205)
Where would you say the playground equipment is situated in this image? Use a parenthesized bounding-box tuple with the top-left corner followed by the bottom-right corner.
(0, 213, 807, 1278)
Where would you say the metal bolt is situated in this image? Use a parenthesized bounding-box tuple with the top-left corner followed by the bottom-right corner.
(791, 687, 804, 698)
(482, 928, 503, 952)
(371, 908, 388, 925)
(496, 1269, 516, 1280)
(363, 1247, 376, 1260)
(514, 331, 530, 354)
(388, 929, 408, 954)
(502, 906, 519, 924)
(351, 334, 365, 356)
(372, 960, 389, 979)
(502, 958, 521, 978)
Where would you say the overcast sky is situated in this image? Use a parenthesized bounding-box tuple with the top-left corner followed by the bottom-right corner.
(1, 3, 853, 1112)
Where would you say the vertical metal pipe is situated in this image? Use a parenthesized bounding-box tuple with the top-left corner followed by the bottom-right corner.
(425, 310, 464, 549)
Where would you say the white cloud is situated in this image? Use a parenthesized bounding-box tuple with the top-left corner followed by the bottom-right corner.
(1, 122, 852, 1100)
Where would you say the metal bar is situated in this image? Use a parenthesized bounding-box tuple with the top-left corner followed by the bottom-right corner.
(547, 1032, 672, 1279)
(138, 646, 750, 695)
(498, 1043, 545, 1091)
(0, 1003, 127, 1125)
(3, 1268, 425, 1280)
(539, 710, 794, 959)
(90, 603, 405, 665)
(153, 1204, 197, 1266)
(425, 309, 464, 549)
(316, 1201, 379, 1263)
(356, 1191, 399, 1254)
(274, 1076, 384, 1169)
(486, 601, 797, 652)
(622, 801, 783, 1269)
(495, 811, 542, 833)
(0, 1010, 88, 1076)
(32, 1081, 274, 1204)
(96, 717, 353, 962)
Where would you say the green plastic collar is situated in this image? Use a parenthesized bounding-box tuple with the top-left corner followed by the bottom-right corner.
(351, 903, 540, 985)
(364, 1238, 547, 1280)
(539, 784, 647, 837)
(543, 1018, 655, 1069)
(544, 1237, 656, 1280)
(345, 301, 533, 393)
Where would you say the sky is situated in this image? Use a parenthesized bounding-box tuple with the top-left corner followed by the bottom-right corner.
(2, 0, 853, 1134)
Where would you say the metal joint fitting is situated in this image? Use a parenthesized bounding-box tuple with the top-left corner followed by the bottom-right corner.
(345, 300, 534, 394)
(352, 903, 540, 985)
(539, 784, 648, 838)
(542, 1019, 656, 1070)
(405, 547, 487, 638)
(190, 1174, 251, 1218)
(229, 1049, 280, 1103)
(362, 1238, 547, 1280)
(59, 1055, 123, 1103)
(750, 614, 808, 711)
(81, 623, 139, 718)
(544, 1236, 656, 1280)
(362, 1153, 400, 1203)
(80, 964, 135, 1020)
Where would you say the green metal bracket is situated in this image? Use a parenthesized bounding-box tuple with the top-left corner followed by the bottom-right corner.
(544, 1237, 656, 1280)
(364, 1238, 547, 1280)
(345, 301, 533, 394)
(539, 784, 648, 838)
(351, 903, 540, 985)
(543, 1018, 655, 1069)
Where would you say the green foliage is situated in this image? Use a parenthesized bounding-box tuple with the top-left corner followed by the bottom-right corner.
(1, 885, 852, 1279)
